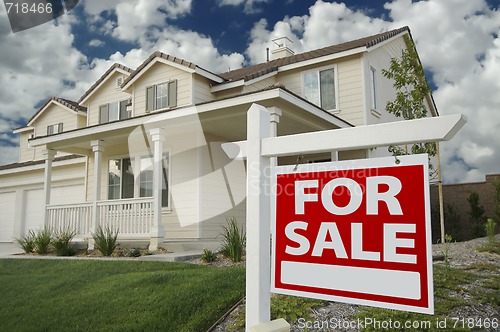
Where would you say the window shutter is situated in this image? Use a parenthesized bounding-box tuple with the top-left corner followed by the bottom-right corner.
(168, 80, 177, 108)
(120, 100, 129, 119)
(146, 86, 154, 113)
(47, 125, 52, 136)
(99, 104, 109, 124)
(57, 123, 63, 133)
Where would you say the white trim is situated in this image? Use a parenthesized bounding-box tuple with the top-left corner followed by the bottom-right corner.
(13, 126, 34, 134)
(366, 30, 410, 53)
(30, 88, 351, 148)
(210, 71, 278, 93)
(210, 79, 244, 92)
(280, 46, 366, 73)
(79, 67, 131, 104)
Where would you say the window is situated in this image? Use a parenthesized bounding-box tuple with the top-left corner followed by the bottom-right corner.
(303, 67, 337, 111)
(47, 123, 63, 135)
(370, 66, 377, 110)
(108, 154, 169, 207)
(146, 80, 177, 112)
(99, 100, 130, 124)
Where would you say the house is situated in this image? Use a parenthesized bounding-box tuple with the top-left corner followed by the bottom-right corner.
(0, 26, 437, 251)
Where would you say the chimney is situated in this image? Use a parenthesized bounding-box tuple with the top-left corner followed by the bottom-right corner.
(271, 36, 294, 60)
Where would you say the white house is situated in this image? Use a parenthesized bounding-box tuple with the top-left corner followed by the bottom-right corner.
(0, 26, 437, 250)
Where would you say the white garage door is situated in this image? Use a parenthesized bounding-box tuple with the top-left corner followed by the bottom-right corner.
(0, 192, 16, 242)
(23, 185, 84, 234)
(24, 189, 44, 233)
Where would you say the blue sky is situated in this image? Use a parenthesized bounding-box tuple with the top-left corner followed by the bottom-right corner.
(0, 0, 499, 184)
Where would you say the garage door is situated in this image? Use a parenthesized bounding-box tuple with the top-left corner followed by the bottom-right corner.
(24, 189, 44, 233)
(0, 192, 16, 242)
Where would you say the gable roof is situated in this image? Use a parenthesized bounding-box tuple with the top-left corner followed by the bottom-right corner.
(121, 51, 224, 90)
(78, 63, 134, 104)
(26, 96, 87, 127)
(218, 26, 411, 83)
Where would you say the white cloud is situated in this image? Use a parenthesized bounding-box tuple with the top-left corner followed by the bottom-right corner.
(217, 0, 270, 14)
(0, 145, 19, 165)
(88, 39, 104, 47)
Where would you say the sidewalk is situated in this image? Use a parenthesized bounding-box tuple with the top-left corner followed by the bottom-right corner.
(0, 242, 201, 262)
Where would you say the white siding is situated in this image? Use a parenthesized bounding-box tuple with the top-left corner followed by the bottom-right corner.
(193, 75, 215, 104)
(85, 71, 132, 126)
(132, 62, 192, 117)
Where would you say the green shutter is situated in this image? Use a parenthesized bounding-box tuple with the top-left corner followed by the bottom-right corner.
(120, 100, 129, 119)
(99, 104, 109, 124)
(57, 123, 63, 133)
(168, 80, 177, 108)
(146, 86, 154, 112)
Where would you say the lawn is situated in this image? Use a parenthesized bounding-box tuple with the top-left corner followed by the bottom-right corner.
(0, 259, 245, 331)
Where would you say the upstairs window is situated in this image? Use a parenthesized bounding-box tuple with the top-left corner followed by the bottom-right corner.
(303, 67, 337, 111)
(146, 80, 177, 112)
(47, 123, 63, 135)
(99, 100, 130, 124)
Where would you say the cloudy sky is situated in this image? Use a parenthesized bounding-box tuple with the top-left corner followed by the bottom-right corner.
(0, 0, 499, 184)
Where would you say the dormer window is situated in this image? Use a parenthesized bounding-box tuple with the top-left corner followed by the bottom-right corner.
(47, 123, 63, 135)
(99, 100, 130, 124)
(145, 80, 177, 112)
(303, 66, 338, 111)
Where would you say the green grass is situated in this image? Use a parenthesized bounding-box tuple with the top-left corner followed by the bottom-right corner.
(0, 259, 245, 331)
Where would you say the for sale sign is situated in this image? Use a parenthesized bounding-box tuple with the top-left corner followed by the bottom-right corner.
(271, 154, 434, 314)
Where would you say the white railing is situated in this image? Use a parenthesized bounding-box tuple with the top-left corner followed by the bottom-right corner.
(46, 203, 92, 237)
(46, 197, 154, 239)
(97, 198, 153, 237)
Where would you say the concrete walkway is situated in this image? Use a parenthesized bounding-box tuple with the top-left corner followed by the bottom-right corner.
(0, 242, 201, 262)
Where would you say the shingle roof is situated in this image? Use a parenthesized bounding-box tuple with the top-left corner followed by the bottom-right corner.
(26, 96, 87, 125)
(218, 26, 410, 82)
(0, 155, 84, 172)
(121, 51, 223, 88)
(78, 63, 134, 103)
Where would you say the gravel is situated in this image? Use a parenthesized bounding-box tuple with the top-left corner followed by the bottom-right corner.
(205, 235, 499, 331)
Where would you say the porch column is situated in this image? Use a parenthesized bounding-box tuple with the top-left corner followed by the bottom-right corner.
(268, 107, 282, 167)
(89, 140, 105, 249)
(149, 128, 166, 251)
(42, 148, 56, 226)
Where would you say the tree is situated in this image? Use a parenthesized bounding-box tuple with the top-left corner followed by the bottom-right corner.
(382, 35, 437, 175)
(467, 191, 486, 238)
(382, 35, 443, 241)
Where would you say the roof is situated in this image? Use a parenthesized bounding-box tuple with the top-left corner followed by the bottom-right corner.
(218, 26, 410, 82)
(78, 63, 134, 104)
(0, 154, 84, 172)
(26, 96, 87, 127)
(121, 51, 224, 89)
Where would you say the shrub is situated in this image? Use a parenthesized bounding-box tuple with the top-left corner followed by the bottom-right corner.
(220, 217, 246, 262)
(92, 225, 118, 256)
(201, 248, 216, 263)
(52, 228, 77, 256)
(15, 230, 36, 253)
(125, 248, 141, 257)
(467, 191, 486, 238)
(33, 227, 53, 254)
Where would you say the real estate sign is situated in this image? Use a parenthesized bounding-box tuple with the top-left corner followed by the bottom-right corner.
(271, 154, 434, 314)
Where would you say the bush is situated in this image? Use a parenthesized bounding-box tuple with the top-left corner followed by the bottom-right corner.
(467, 191, 486, 238)
(220, 217, 246, 262)
(92, 225, 118, 256)
(33, 227, 53, 254)
(15, 230, 36, 253)
(53, 228, 76, 256)
(201, 248, 216, 263)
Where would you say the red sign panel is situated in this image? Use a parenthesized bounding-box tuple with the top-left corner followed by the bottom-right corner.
(271, 155, 434, 314)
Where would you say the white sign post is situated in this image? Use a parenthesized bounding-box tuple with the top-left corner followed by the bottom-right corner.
(223, 103, 466, 331)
